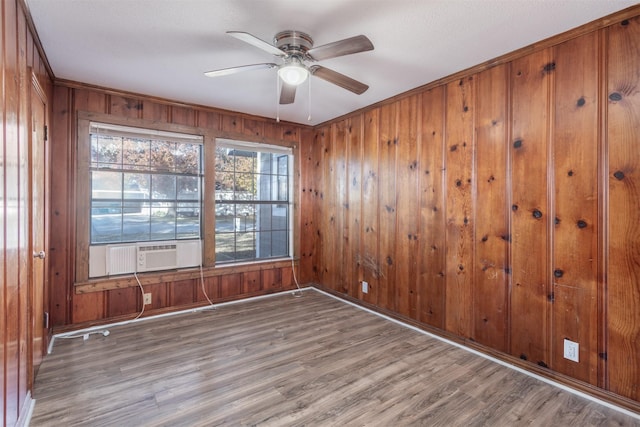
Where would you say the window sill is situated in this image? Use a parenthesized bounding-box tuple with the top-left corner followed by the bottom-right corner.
(74, 258, 296, 294)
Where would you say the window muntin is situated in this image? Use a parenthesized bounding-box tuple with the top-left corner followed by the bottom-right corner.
(215, 140, 292, 263)
(90, 123, 203, 244)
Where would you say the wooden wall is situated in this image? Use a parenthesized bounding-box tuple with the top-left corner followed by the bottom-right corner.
(1, 0, 53, 425)
(301, 10, 640, 408)
(49, 84, 309, 328)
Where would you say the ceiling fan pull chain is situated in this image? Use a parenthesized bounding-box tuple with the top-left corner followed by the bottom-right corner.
(276, 72, 280, 123)
(308, 75, 312, 122)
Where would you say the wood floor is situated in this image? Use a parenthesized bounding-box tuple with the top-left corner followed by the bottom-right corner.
(31, 289, 640, 426)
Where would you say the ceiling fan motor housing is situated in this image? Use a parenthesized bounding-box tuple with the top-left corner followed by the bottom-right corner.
(274, 30, 314, 58)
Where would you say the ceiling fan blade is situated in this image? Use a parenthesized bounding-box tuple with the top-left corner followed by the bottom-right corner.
(227, 31, 287, 57)
(204, 63, 276, 78)
(310, 65, 369, 95)
(279, 83, 297, 104)
(307, 35, 373, 61)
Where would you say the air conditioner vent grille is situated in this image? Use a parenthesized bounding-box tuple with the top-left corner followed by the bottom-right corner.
(138, 244, 177, 252)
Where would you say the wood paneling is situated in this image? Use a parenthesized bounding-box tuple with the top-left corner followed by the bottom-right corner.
(333, 121, 348, 295)
(394, 96, 419, 319)
(417, 87, 446, 329)
(305, 8, 640, 408)
(1, 1, 54, 425)
(473, 64, 509, 352)
(606, 15, 640, 402)
(509, 49, 552, 367)
(242, 271, 261, 294)
(551, 31, 599, 384)
(346, 116, 363, 298)
(47, 83, 306, 330)
(49, 86, 73, 326)
(361, 109, 380, 306)
(444, 77, 475, 339)
(377, 103, 397, 311)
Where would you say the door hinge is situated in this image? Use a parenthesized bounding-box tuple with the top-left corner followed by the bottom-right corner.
(43, 311, 49, 329)
(44, 125, 48, 142)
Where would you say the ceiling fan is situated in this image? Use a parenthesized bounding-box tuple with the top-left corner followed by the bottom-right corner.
(205, 30, 374, 105)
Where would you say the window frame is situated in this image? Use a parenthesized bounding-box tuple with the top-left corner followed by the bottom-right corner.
(74, 112, 299, 284)
(88, 122, 204, 245)
(214, 138, 294, 264)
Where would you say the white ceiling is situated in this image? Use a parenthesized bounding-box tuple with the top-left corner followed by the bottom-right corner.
(26, 0, 638, 126)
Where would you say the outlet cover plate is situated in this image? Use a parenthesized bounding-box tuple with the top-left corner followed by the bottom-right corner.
(362, 281, 368, 294)
(143, 293, 152, 305)
(563, 338, 579, 362)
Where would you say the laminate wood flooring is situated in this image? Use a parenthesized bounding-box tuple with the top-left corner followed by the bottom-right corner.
(30, 290, 640, 426)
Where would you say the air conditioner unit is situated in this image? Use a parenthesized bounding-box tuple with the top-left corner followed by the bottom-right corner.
(136, 241, 177, 272)
(89, 240, 202, 277)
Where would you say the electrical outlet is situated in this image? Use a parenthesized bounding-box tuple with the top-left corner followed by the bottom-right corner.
(362, 281, 368, 294)
(564, 338, 579, 362)
(143, 293, 152, 305)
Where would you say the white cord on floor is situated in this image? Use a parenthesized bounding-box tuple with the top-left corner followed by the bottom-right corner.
(291, 257, 302, 298)
(198, 239, 216, 309)
(58, 271, 147, 340)
(133, 271, 145, 320)
(199, 262, 216, 308)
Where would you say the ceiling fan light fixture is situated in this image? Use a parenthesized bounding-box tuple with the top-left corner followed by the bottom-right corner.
(278, 63, 309, 86)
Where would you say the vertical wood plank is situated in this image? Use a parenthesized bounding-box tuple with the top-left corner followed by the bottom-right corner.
(219, 273, 241, 300)
(346, 115, 363, 298)
(309, 130, 325, 284)
(361, 109, 380, 306)
(333, 121, 348, 294)
(510, 48, 552, 366)
(17, 5, 30, 405)
(281, 266, 294, 290)
(4, 0, 21, 420)
(606, 15, 640, 401)
(221, 114, 242, 134)
(242, 118, 264, 138)
(49, 85, 72, 326)
(299, 130, 315, 283)
(551, 31, 599, 384)
(141, 100, 169, 122)
(107, 287, 139, 318)
(195, 276, 219, 303)
(318, 126, 333, 288)
(72, 292, 105, 323)
(74, 88, 107, 113)
(170, 105, 196, 127)
(109, 95, 142, 119)
(242, 270, 261, 294)
(395, 95, 419, 319)
(281, 125, 300, 143)
(196, 110, 221, 130)
(261, 268, 281, 292)
(444, 76, 475, 339)
(377, 103, 397, 311)
(474, 64, 509, 352)
(418, 87, 446, 328)
(145, 282, 169, 309)
(169, 279, 195, 306)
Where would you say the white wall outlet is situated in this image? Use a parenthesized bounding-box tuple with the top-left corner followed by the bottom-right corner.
(362, 281, 368, 294)
(143, 292, 152, 305)
(563, 338, 579, 362)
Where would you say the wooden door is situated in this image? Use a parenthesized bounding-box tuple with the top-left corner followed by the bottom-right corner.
(29, 74, 49, 379)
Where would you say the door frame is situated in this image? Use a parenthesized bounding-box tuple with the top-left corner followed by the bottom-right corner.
(28, 70, 51, 387)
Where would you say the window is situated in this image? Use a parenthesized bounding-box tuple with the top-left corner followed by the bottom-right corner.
(215, 139, 292, 263)
(90, 123, 203, 244)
